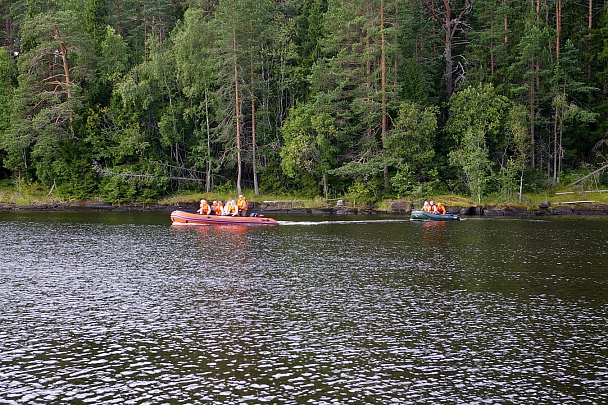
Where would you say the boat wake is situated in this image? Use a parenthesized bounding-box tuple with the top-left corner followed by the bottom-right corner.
(277, 219, 410, 226)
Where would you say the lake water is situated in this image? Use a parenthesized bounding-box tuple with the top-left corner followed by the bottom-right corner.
(0, 211, 606, 404)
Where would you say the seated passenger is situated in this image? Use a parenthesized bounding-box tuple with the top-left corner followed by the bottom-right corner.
(436, 202, 446, 215)
(197, 199, 211, 215)
(227, 200, 238, 216)
(215, 201, 224, 215)
(423, 201, 430, 212)
(237, 195, 249, 217)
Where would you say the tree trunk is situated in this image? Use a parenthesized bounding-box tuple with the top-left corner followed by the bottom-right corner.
(113, 0, 122, 35)
(518, 173, 524, 203)
(558, 109, 564, 174)
(490, 12, 495, 75)
(205, 86, 212, 193)
(568, 162, 608, 186)
(421, 0, 472, 101)
(444, 4, 454, 98)
(233, 23, 242, 196)
(553, 0, 562, 182)
(55, 30, 72, 101)
(504, 0, 508, 46)
(553, 106, 558, 182)
(381, 0, 389, 189)
(556, 0, 562, 62)
(589, 0, 593, 77)
(530, 72, 535, 168)
(250, 48, 259, 196)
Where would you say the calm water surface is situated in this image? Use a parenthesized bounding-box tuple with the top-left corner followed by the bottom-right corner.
(0, 211, 606, 404)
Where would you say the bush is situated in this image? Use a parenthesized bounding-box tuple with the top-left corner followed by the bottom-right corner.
(100, 176, 168, 203)
(600, 172, 608, 187)
(51, 160, 99, 200)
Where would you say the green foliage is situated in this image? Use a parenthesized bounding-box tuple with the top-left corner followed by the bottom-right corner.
(291, 172, 320, 199)
(523, 168, 554, 193)
(99, 25, 129, 83)
(346, 179, 374, 207)
(213, 181, 236, 195)
(0, 0, 605, 203)
(447, 83, 511, 151)
(449, 128, 492, 204)
(99, 167, 169, 203)
(391, 164, 441, 200)
(280, 104, 338, 181)
(448, 83, 532, 202)
(51, 159, 98, 200)
(0, 48, 17, 176)
(115, 124, 150, 163)
(390, 164, 416, 197)
(600, 172, 608, 187)
(385, 102, 438, 173)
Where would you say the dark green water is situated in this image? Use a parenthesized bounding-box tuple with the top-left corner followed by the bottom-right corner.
(0, 211, 606, 404)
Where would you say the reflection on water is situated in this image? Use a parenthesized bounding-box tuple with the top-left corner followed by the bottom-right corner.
(0, 212, 607, 404)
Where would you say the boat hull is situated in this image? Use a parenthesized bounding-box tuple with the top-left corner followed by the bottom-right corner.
(171, 210, 278, 226)
(410, 210, 460, 221)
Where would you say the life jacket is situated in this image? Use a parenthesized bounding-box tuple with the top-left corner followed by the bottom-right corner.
(215, 204, 224, 215)
(229, 204, 238, 215)
(437, 204, 446, 214)
(237, 198, 248, 211)
(201, 202, 210, 214)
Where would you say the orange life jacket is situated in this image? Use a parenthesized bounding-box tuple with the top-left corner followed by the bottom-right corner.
(215, 204, 224, 215)
(237, 198, 248, 211)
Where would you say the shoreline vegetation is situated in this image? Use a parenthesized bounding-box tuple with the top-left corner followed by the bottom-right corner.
(3, 2, 608, 226)
(2, 186, 608, 217)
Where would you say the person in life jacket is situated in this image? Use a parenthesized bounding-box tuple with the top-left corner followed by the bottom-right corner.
(223, 200, 238, 216)
(428, 201, 437, 213)
(236, 195, 249, 217)
(210, 201, 218, 214)
(436, 202, 447, 215)
(221, 200, 230, 215)
(215, 201, 224, 215)
(197, 199, 211, 215)
(221, 200, 230, 216)
(423, 201, 430, 212)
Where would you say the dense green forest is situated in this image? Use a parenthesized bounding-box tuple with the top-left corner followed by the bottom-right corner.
(1, 0, 608, 204)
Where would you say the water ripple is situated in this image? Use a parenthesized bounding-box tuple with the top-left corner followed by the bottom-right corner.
(0, 213, 606, 404)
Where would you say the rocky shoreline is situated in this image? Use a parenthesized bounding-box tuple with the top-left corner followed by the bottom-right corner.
(2, 198, 608, 217)
(258, 200, 608, 216)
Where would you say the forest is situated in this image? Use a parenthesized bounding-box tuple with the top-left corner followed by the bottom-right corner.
(1, 0, 608, 205)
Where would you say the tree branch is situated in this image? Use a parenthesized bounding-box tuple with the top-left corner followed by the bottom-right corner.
(568, 163, 608, 186)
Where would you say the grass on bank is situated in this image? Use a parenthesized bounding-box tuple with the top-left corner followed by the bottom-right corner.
(0, 179, 61, 206)
(159, 192, 331, 209)
(161, 189, 608, 211)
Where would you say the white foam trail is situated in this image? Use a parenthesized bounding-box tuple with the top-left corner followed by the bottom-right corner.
(277, 219, 410, 226)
